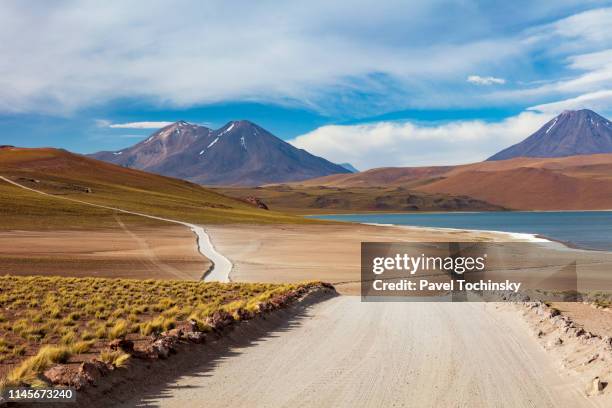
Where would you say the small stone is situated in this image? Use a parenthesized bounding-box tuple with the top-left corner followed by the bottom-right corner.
(586, 377, 604, 396)
(44, 365, 88, 390)
(186, 331, 206, 343)
(109, 338, 134, 352)
(79, 360, 110, 384)
(584, 354, 599, 365)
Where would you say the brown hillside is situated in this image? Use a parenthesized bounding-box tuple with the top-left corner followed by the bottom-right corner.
(293, 154, 612, 210)
(0, 147, 305, 228)
(286, 166, 452, 188)
(418, 167, 611, 210)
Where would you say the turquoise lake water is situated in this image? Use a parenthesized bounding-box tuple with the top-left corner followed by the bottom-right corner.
(308, 211, 612, 251)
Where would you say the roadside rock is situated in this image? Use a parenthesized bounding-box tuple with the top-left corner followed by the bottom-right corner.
(164, 327, 184, 338)
(79, 360, 111, 384)
(44, 365, 86, 389)
(206, 310, 234, 330)
(109, 339, 134, 353)
(586, 377, 605, 396)
(44, 360, 113, 390)
(150, 336, 179, 359)
(186, 331, 206, 343)
(235, 308, 254, 321)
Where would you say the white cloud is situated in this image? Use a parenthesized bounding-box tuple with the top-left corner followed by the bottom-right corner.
(528, 90, 612, 115)
(290, 111, 553, 169)
(492, 9, 612, 105)
(108, 121, 174, 129)
(94, 119, 112, 127)
(467, 75, 506, 85)
(0, 1, 602, 116)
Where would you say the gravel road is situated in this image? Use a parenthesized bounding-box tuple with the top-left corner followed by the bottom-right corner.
(136, 296, 598, 408)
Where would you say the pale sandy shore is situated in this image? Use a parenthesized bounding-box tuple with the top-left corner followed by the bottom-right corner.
(207, 223, 507, 294)
(207, 223, 612, 295)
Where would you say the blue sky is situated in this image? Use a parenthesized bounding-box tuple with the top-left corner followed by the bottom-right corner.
(1, 1, 611, 168)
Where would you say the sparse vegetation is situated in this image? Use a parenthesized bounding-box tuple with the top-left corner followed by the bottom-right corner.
(0, 148, 312, 231)
(99, 350, 130, 368)
(0, 275, 312, 388)
(215, 185, 506, 214)
(592, 298, 612, 309)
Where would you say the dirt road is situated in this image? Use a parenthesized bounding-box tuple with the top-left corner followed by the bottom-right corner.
(0, 175, 231, 282)
(130, 296, 600, 408)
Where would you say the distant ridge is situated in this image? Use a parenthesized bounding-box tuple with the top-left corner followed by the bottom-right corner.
(90, 121, 350, 186)
(488, 109, 612, 160)
(287, 154, 612, 210)
(338, 163, 359, 173)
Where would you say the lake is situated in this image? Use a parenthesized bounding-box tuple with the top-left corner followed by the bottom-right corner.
(308, 211, 612, 251)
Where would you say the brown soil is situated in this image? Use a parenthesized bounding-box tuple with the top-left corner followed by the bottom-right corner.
(0, 223, 209, 281)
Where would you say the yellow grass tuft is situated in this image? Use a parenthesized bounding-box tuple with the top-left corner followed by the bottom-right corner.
(99, 350, 130, 368)
(108, 319, 130, 340)
(4, 345, 72, 388)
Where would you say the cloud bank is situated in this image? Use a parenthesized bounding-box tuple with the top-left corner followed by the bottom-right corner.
(108, 122, 174, 129)
(290, 111, 553, 169)
(467, 76, 506, 85)
(0, 2, 608, 117)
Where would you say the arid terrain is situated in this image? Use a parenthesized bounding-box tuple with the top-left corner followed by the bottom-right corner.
(215, 185, 505, 214)
(290, 154, 612, 210)
(1, 147, 611, 407)
(0, 274, 325, 391)
(206, 223, 518, 294)
(0, 147, 303, 281)
(206, 223, 612, 295)
(0, 224, 208, 280)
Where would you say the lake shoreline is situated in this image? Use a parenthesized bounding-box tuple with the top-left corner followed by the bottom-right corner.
(307, 211, 612, 253)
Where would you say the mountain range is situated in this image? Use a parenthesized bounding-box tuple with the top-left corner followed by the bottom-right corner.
(82, 108, 612, 210)
(488, 109, 612, 160)
(90, 121, 350, 186)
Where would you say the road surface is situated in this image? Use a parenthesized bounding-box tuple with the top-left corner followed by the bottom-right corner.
(128, 296, 598, 408)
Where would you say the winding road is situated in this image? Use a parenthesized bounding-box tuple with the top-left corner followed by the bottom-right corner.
(4, 175, 605, 407)
(0, 176, 232, 282)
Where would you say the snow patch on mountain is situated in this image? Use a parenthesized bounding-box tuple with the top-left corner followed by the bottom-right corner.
(207, 137, 220, 148)
(218, 123, 235, 137)
(545, 118, 558, 134)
